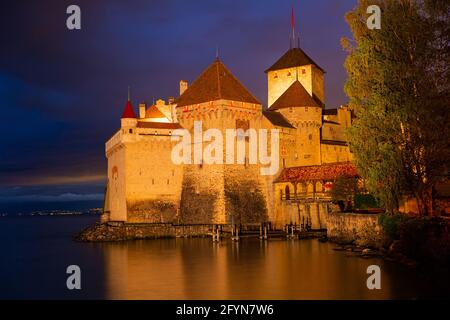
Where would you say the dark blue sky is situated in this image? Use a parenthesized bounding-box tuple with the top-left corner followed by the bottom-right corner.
(0, 0, 356, 202)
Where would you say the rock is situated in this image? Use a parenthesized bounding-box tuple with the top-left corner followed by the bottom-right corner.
(389, 240, 402, 253)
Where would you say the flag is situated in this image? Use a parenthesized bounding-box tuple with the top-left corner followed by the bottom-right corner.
(291, 6, 295, 34)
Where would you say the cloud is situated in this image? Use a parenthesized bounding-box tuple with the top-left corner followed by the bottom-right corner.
(0, 0, 355, 191)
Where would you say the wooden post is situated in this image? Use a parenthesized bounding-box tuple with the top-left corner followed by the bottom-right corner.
(313, 181, 316, 200)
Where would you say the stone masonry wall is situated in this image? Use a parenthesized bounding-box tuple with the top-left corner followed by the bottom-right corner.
(326, 212, 384, 248)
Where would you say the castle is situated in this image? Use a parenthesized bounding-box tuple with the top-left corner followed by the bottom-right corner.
(103, 43, 356, 230)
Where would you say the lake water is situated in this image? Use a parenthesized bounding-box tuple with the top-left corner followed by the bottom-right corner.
(0, 215, 448, 299)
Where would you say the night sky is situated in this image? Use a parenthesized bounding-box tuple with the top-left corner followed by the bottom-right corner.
(0, 0, 356, 204)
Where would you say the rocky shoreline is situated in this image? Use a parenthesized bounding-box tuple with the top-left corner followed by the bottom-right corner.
(328, 239, 418, 268)
(75, 222, 211, 242)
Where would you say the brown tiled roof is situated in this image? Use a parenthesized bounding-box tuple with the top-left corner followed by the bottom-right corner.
(137, 122, 182, 129)
(275, 162, 358, 182)
(269, 81, 320, 110)
(265, 47, 324, 73)
(145, 105, 167, 119)
(175, 58, 261, 107)
(263, 111, 295, 128)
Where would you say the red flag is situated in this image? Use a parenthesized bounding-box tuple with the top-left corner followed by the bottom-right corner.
(291, 6, 295, 33)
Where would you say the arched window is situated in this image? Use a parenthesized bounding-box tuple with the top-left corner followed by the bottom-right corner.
(285, 185, 290, 200)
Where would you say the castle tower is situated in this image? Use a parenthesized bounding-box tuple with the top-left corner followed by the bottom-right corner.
(121, 89, 138, 134)
(269, 80, 322, 166)
(174, 58, 269, 225)
(265, 47, 325, 108)
(104, 98, 137, 222)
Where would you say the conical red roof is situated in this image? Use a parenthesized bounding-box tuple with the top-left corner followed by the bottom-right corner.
(121, 100, 136, 119)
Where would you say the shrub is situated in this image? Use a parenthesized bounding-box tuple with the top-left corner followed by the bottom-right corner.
(397, 217, 450, 266)
(378, 213, 409, 240)
(354, 194, 379, 209)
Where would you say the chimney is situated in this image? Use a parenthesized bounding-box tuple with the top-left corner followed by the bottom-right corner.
(139, 102, 146, 119)
(179, 80, 188, 96)
(168, 96, 175, 104)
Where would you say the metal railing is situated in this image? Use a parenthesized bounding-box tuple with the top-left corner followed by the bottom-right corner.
(281, 192, 332, 201)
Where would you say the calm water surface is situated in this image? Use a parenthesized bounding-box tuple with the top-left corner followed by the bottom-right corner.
(0, 215, 447, 299)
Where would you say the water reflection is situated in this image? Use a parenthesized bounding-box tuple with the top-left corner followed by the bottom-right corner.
(100, 238, 424, 300)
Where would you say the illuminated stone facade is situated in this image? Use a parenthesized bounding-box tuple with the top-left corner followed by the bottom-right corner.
(103, 47, 354, 229)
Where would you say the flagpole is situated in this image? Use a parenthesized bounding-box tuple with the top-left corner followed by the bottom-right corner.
(291, 3, 295, 49)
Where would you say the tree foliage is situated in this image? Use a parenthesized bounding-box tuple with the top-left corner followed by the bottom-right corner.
(343, 0, 450, 215)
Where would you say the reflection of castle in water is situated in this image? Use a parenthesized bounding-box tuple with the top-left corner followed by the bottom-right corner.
(102, 240, 397, 299)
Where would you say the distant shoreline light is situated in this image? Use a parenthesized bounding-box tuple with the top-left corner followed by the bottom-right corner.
(0, 193, 104, 203)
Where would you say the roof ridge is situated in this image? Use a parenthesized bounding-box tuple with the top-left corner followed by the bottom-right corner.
(177, 60, 216, 101)
(175, 59, 260, 107)
(265, 47, 324, 73)
(269, 80, 320, 110)
(216, 60, 221, 98)
(218, 61, 261, 104)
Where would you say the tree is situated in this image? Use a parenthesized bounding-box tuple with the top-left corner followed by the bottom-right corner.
(342, 0, 450, 215)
